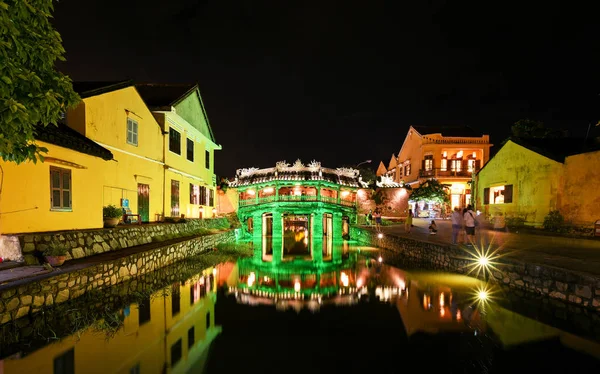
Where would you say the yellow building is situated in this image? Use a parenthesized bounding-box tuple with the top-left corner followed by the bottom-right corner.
(0, 123, 113, 234)
(67, 81, 166, 223)
(136, 84, 222, 219)
(389, 126, 492, 210)
(0, 267, 220, 374)
(477, 137, 600, 227)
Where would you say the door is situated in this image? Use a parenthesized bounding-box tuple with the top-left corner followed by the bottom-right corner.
(171, 180, 180, 217)
(137, 183, 150, 222)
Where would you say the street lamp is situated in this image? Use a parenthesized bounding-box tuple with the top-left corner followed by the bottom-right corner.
(356, 160, 372, 168)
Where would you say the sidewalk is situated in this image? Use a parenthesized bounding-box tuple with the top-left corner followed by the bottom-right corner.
(370, 218, 600, 276)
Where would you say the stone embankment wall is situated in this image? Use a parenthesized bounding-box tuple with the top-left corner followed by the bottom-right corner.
(0, 230, 235, 324)
(18, 218, 231, 265)
(352, 227, 600, 311)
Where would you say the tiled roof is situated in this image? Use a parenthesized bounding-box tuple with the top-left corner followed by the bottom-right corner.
(135, 83, 198, 109)
(35, 123, 113, 160)
(509, 137, 600, 163)
(412, 125, 484, 137)
(72, 81, 134, 98)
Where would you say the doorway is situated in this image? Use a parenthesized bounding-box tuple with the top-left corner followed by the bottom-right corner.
(137, 183, 150, 222)
(283, 215, 311, 258)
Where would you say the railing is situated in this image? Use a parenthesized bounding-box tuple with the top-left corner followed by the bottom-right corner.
(238, 195, 355, 208)
(419, 168, 477, 178)
(421, 136, 490, 145)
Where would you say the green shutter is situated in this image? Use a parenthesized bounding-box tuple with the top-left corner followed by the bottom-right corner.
(483, 187, 490, 205)
(504, 185, 513, 203)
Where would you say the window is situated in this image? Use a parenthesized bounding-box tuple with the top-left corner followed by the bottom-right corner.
(199, 186, 207, 205)
(138, 297, 151, 325)
(404, 163, 411, 176)
(451, 159, 462, 172)
(50, 167, 72, 211)
(209, 189, 214, 207)
(424, 155, 433, 171)
(485, 185, 513, 204)
(127, 118, 138, 146)
(130, 363, 141, 374)
(169, 128, 181, 154)
(188, 326, 195, 349)
(171, 339, 182, 367)
(186, 138, 194, 161)
(205, 150, 210, 169)
(54, 348, 74, 374)
(172, 282, 180, 316)
(441, 159, 447, 171)
(467, 159, 476, 172)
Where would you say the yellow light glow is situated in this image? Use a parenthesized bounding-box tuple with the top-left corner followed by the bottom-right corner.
(294, 280, 301, 293)
(357, 278, 364, 288)
(378, 255, 383, 263)
(457, 150, 463, 158)
(440, 307, 445, 317)
(439, 292, 445, 307)
(478, 256, 489, 266)
(472, 151, 477, 158)
(247, 189, 255, 195)
(212, 268, 217, 276)
(377, 233, 384, 239)
(457, 310, 462, 320)
(478, 290, 488, 300)
(443, 151, 447, 158)
(247, 272, 256, 287)
(263, 187, 274, 193)
(341, 190, 350, 197)
(398, 279, 405, 290)
(341, 272, 349, 287)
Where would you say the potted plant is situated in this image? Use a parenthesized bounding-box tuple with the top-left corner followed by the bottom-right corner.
(103, 205, 123, 228)
(43, 242, 68, 266)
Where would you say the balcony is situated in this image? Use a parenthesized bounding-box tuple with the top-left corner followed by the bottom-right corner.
(419, 168, 476, 178)
(239, 194, 356, 208)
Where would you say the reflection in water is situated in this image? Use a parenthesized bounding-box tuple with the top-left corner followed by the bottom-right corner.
(0, 266, 221, 374)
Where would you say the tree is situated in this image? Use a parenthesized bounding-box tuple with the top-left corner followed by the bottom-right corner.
(0, 0, 80, 164)
(511, 119, 566, 139)
(409, 179, 450, 204)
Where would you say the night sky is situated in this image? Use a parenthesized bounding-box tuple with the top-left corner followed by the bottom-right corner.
(52, 0, 600, 178)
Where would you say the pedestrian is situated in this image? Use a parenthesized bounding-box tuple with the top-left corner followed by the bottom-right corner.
(405, 208, 413, 233)
(373, 209, 382, 230)
(429, 220, 437, 235)
(463, 204, 477, 245)
(451, 207, 463, 244)
(366, 209, 373, 226)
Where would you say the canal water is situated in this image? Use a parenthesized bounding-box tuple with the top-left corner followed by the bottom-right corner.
(0, 242, 599, 373)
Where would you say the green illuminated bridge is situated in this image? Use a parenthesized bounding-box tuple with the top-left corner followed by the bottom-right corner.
(230, 159, 368, 248)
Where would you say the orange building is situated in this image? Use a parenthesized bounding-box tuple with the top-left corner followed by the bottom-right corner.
(379, 126, 492, 213)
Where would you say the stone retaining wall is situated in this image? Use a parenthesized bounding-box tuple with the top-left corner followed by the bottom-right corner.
(0, 230, 235, 324)
(352, 226, 600, 311)
(17, 218, 231, 265)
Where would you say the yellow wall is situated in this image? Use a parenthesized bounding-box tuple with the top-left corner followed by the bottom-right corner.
(155, 110, 217, 219)
(0, 141, 107, 234)
(561, 150, 600, 225)
(66, 87, 165, 221)
(396, 128, 422, 184)
(476, 140, 563, 226)
(1, 267, 219, 374)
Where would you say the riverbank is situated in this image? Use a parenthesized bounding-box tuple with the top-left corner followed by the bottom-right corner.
(0, 229, 242, 324)
(352, 223, 600, 311)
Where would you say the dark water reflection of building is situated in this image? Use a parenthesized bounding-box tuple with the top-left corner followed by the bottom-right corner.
(0, 266, 221, 374)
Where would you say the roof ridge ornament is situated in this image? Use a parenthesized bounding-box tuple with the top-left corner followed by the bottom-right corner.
(237, 167, 259, 178)
(335, 167, 359, 178)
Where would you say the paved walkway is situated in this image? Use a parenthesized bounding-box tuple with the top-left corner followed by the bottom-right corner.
(368, 218, 600, 276)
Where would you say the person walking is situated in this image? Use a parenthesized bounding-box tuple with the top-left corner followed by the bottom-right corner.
(451, 207, 463, 245)
(405, 208, 413, 233)
(373, 209, 382, 230)
(463, 205, 477, 245)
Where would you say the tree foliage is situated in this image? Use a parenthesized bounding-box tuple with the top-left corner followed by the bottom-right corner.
(409, 179, 450, 204)
(0, 0, 80, 164)
(511, 119, 566, 139)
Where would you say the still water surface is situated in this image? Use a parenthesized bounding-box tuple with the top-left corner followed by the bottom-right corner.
(1, 246, 599, 373)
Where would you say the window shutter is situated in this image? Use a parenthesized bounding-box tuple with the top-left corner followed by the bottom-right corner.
(190, 184, 194, 204)
(504, 184, 513, 203)
(483, 188, 490, 205)
(421, 160, 425, 170)
(475, 160, 481, 170)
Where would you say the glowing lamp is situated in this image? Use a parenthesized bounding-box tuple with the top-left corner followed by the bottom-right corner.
(341, 190, 350, 197)
(378, 255, 383, 263)
(247, 189, 255, 195)
(341, 272, 349, 287)
(247, 272, 256, 287)
(478, 256, 489, 267)
(294, 281, 301, 293)
(377, 233, 384, 239)
(263, 187, 274, 193)
(478, 290, 488, 301)
(212, 268, 217, 276)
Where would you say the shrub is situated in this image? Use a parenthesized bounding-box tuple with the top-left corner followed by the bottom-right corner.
(543, 210, 564, 232)
(103, 205, 123, 219)
(506, 216, 525, 228)
(43, 242, 68, 256)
